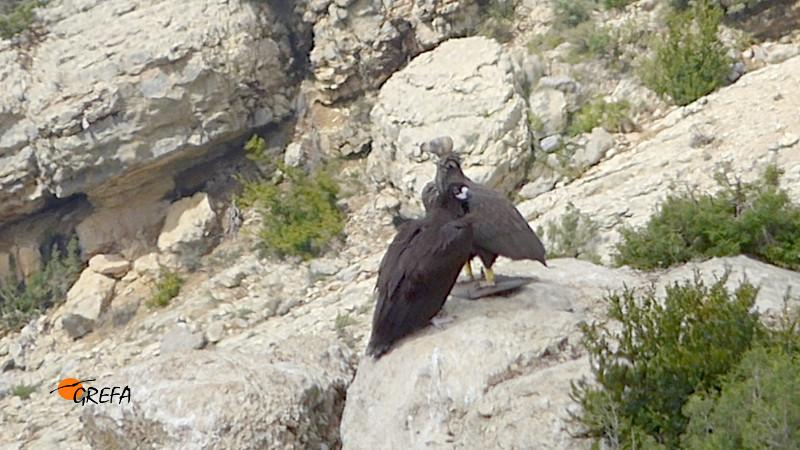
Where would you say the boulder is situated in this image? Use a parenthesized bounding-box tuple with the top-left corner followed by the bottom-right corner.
(529, 88, 568, 137)
(81, 339, 353, 449)
(367, 37, 531, 213)
(61, 269, 117, 339)
(572, 127, 614, 169)
(132, 252, 177, 278)
(88, 254, 131, 279)
(540, 134, 563, 153)
(157, 192, 217, 266)
(15, 245, 40, 281)
(519, 170, 559, 199)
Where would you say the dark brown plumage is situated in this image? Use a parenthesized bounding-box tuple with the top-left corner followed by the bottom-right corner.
(367, 182, 474, 359)
(433, 152, 547, 282)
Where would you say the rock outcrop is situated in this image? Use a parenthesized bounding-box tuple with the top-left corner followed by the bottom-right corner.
(306, 0, 480, 103)
(0, 0, 300, 229)
(367, 37, 532, 216)
(341, 256, 800, 449)
(520, 54, 800, 263)
(82, 338, 353, 449)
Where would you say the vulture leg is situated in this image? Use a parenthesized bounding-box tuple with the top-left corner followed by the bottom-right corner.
(480, 266, 497, 287)
(464, 260, 475, 281)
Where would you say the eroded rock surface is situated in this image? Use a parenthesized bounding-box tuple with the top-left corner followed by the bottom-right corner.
(61, 269, 117, 339)
(306, 0, 480, 103)
(82, 339, 353, 449)
(0, 0, 300, 227)
(368, 37, 532, 216)
(341, 257, 800, 449)
(521, 55, 800, 263)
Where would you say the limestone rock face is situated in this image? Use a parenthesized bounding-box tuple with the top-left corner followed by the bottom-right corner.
(75, 176, 173, 259)
(81, 340, 353, 449)
(307, 0, 480, 103)
(522, 55, 800, 262)
(61, 269, 117, 339)
(0, 0, 299, 227)
(367, 37, 531, 214)
(341, 259, 619, 450)
(341, 256, 800, 449)
(157, 192, 217, 266)
(160, 323, 206, 353)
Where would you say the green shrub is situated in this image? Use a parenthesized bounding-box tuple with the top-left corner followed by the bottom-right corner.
(637, 0, 729, 106)
(241, 165, 345, 259)
(239, 134, 346, 260)
(0, 235, 82, 334)
(527, 111, 545, 136)
(682, 299, 800, 449)
(569, 96, 631, 136)
(335, 310, 357, 331)
(11, 383, 36, 400)
(476, 0, 517, 44)
(571, 274, 763, 448)
(146, 267, 182, 308)
(670, 0, 769, 16)
(530, 4, 616, 62)
(602, 0, 632, 9)
(0, 0, 45, 39)
(552, 0, 592, 28)
(536, 202, 600, 263)
(615, 165, 800, 270)
(243, 134, 272, 169)
(683, 346, 800, 449)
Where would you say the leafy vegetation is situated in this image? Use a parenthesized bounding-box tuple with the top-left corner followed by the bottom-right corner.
(601, 0, 632, 9)
(529, 1, 617, 62)
(476, 0, 517, 44)
(637, 0, 730, 106)
(146, 267, 182, 308)
(527, 111, 545, 136)
(0, 0, 45, 39)
(11, 383, 36, 400)
(335, 310, 357, 331)
(569, 96, 631, 136)
(551, 0, 592, 28)
(615, 165, 800, 270)
(670, 0, 770, 16)
(682, 345, 800, 449)
(0, 235, 82, 334)
(243, 133, 272, 165)
(239, 135, 346, 260)
(572, 274, 764, 448)
(536, 202, 600, 263)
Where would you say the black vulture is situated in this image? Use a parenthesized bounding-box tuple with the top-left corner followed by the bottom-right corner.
(367, 182, 474, 359)
(423, 137, 547, 285)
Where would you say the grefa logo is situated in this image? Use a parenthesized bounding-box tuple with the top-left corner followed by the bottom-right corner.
(49, 378, 131, 405)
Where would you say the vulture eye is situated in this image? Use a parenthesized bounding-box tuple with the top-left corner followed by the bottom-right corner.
(454, 185, 469, 200)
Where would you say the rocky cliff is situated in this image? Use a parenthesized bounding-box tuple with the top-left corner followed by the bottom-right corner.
(1, 0, 799, 448)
